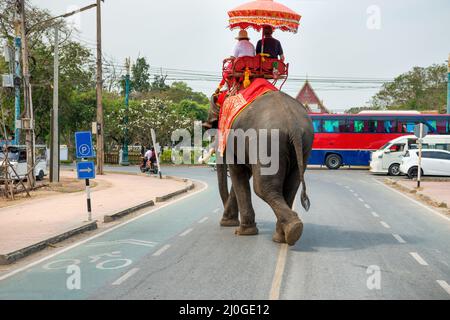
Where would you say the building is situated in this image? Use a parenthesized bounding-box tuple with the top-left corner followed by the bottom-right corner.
(296, 80, 330, 114)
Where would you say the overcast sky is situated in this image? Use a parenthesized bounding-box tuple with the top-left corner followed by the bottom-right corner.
(32, 0, 450, 111)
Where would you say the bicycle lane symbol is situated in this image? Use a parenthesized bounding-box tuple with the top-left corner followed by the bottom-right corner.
(43, 251, 133, 271)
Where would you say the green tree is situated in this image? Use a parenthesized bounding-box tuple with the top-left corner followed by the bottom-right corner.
(172, 99, 208, 122)
(130, 57, 150, 93)
(370, 63, 447, 113)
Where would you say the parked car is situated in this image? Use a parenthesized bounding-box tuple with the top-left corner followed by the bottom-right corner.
(370, 135, 450, 176)
(0, 145, 48, 181)
(400, 149, 450, 179)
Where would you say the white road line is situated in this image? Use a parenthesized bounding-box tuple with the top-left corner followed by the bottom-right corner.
(436, 280, 450, 296)
(349, 189, 354, 193)
(153, 244, 171, 257)
(269, 244, 288, 300)
(213, 208, 220, 213)
(410, 252, 429, 266)
(354, 193, 359, 197)
(371, 211, 380, 218)
(358, 198, 364, 202)
(198, 217, 208, 223)
(0, 179, 208, 282)
(345, 186, 350, 189)
(179, 228, 193, 237)
(364, 204, 371, 209)
(112, 268, 140, 286)
(373, 179, 450, 223)
(392, 234, 406, 244)
(380, 221, 391, 229)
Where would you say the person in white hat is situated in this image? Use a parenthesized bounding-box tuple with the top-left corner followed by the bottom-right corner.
(232, 29, 256, 58)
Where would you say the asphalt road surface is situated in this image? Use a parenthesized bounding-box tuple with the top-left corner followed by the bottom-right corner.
(0, 166, 449, 300)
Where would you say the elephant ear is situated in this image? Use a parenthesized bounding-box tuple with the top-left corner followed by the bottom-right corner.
(301, 193, 311, 212)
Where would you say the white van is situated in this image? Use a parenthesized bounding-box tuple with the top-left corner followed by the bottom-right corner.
(369, 135, 450, 176)
(0, 145, 48, 181)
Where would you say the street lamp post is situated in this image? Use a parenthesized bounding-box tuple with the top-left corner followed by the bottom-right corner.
(121, 58, 130, 166)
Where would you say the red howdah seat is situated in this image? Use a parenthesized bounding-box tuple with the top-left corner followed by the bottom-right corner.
(222, 55, 289, 88)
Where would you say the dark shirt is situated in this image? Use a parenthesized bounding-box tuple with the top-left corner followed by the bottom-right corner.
(256, 37, 283, 59)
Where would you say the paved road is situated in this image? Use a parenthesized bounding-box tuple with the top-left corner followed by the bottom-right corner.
(0, 166, 449, 299)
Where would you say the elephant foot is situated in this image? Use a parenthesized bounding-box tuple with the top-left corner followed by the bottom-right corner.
(235, 224, 259, 236)
(272, 231, 286, 244)
(220, 217, 240, 227)
(284, 219, 303, 246)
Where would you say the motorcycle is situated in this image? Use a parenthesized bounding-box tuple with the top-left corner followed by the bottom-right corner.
(140, 157, 159, 176)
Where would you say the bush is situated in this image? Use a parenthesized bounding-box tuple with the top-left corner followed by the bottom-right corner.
(160, 149, 172, 164)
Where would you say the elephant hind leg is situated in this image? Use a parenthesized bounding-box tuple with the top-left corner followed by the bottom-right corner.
(254, 175, 303, 246)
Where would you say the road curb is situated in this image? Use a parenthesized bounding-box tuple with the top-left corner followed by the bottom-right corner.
(103, 200, 155, 223)
(0, 221, 98, 265)
(155, 178, 195, 202)
(385, 178, 449, 210)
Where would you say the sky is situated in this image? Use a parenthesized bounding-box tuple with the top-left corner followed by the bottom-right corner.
(32, 0, 450, 112)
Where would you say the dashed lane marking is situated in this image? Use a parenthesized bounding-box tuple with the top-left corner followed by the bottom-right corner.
(436, 280, 450, 296)
(213, 208, 220, 213)
(179, 228, 193, 237)
(392, 234, 406, 244)
(380, 221, 391, 229)
(112, 268, 140, 286)
(358, 198, 364, 202)
(410, 252, 429, 266)
(198, 217, 208, 223)
(152, 244, 171, 257)
(364, 204, 371, 209)
(372, 211, 380, 218)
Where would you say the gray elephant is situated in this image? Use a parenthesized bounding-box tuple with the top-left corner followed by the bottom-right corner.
(207, 90, 314, 246)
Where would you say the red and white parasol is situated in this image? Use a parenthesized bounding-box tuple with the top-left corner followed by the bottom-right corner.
(228, 0, 301, 33)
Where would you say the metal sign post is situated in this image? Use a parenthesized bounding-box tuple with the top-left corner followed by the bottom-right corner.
(150, 129, 162, 179)
(75, 131, 96, 221)
(414, 124, 428, 189)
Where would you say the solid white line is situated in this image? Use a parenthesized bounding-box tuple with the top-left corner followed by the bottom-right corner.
(112, 268, 140, 286)
(0, 179, 208, 282)
(198, 217, 208, 224)
(364, 204, 371, 209)
(371, 211, 380, 218)
(410, 252, 429, 266)
(436, 280, 450, 296)
(392, 234, 406, 244)
(179, 228, 193, 237)
(152, 244, 171, 257)
(380, 221, 391, 229)
(269, 244, 288, 300)
(373, 179, 450, 223)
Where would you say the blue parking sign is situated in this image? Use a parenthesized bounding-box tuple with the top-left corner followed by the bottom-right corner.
(76, 161, 96, 180)
(75, 131, 94, 158)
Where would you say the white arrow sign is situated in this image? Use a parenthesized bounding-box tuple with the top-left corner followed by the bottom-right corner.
(79, 167, 93, 173)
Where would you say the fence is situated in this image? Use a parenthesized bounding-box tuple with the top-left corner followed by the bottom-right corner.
(104, 152, 142, 165)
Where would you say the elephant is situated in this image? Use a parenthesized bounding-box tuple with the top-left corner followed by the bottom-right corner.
(206, 90, 314, 246)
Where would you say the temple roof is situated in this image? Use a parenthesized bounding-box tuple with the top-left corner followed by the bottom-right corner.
(296, 80, 329, 113)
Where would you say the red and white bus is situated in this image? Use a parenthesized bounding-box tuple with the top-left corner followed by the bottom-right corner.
(308, 112, 450, 169)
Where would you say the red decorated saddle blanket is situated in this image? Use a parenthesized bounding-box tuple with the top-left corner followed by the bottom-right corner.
(217, 78, 278, 156)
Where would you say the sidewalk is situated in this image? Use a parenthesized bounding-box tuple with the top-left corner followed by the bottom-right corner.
(0, 170, 192, 263)
(388, 178, 450, 209)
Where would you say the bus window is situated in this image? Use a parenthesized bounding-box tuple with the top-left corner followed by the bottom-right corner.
(384, 120, 397, 133)
(436, 120, 449, 134)
(312, 120, 321, 133)
(367, 120, 377, 133)
(399, 121, 416, 133)
(376, 120, 385, 133)
(354, 120, 364, 133)
(323, 120, 339, 133)
(436, 144, 450, 151)
(425, 120, 437, 133)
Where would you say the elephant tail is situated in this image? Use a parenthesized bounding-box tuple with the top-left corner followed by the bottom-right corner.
(292, 133, 311, 211)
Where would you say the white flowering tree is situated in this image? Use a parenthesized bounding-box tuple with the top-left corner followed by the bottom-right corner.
(106, 98, 193, 149)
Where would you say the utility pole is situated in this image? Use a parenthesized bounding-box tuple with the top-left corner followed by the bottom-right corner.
(96, 0, 104, 174)
(18, 0, 35, 188)
(121, 58, 130, 166)
(50, 27, 59, 182)
(13, 20, 21, 146)
(447, 53, 450, 114)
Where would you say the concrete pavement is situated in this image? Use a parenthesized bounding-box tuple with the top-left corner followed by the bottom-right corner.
(0, 166, 449, 299)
